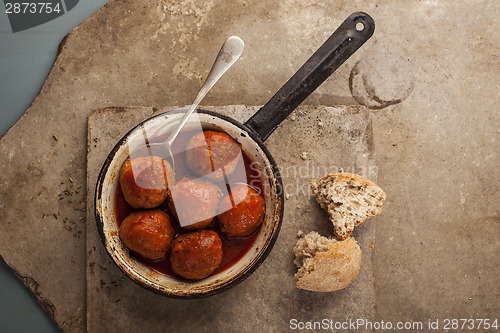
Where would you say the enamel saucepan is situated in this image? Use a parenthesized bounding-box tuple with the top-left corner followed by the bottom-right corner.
(95, 12, 375, 298)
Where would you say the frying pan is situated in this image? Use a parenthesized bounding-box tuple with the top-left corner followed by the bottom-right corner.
(95, 12, 375, 298)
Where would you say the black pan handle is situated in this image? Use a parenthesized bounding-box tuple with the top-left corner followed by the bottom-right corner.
(244, 12, 375, 141)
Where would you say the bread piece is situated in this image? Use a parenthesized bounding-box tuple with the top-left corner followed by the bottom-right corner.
(294, 231, 361, 292)
(310, 173, 386, 240)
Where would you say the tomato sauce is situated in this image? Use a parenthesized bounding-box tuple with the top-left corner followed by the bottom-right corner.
(114, 128, 264, 280)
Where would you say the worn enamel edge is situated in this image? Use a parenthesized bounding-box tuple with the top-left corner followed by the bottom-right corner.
(95, 109, 284, 298)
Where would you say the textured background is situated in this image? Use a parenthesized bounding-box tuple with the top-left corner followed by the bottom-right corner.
(86, 105, 376, 333)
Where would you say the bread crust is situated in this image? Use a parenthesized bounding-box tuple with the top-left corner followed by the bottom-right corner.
(295, 237, 362, 292)
(293, 173, 384, 292)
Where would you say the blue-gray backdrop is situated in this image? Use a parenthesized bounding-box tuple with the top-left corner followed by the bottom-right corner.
(0, 1, 110, 331)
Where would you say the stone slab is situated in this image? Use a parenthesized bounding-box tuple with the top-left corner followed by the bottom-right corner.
(86, 105, 376, 333)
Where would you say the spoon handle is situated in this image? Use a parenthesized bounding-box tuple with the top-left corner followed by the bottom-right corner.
(167, 36, 245, 146)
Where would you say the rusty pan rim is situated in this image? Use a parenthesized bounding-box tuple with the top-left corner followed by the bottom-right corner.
(95, 108, 284, 298)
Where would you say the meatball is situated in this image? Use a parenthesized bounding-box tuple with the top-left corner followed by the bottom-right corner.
(185, 130, 241, 182)
(169, 177, 221, 230)
(119, 156, 175, 209)
(217, 184, 265, 237)
(119, 210, 175, 260)
(170, 230, 223, 280)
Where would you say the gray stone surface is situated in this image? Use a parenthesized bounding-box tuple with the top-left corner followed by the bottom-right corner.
(0, 0, 499, 332)
(86, 105, 376, 333)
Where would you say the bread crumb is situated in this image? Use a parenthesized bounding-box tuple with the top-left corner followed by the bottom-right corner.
(318, 121, 324, 127)
(294, 231, 332, 270)
(300, 152, 308, 160)
(290, 113, 296, 121)
(310, 173, 385, 240)
(294, 232, 362, 292)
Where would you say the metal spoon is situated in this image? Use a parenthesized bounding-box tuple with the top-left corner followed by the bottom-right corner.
(132, 36, 245, 169)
